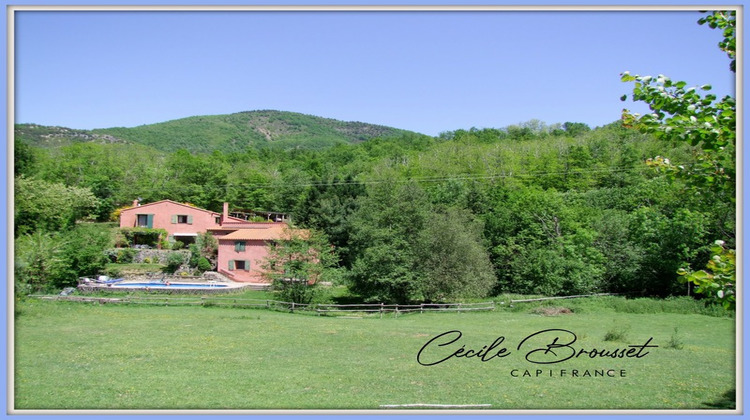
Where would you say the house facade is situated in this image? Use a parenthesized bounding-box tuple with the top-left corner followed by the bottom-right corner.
(211, 222, 288, 283)
(119, 199, 230, 244)
(119, 200, 305, 284)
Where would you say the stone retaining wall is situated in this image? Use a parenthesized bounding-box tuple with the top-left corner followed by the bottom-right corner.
(77, 283, 250, 295)
(132, 249, 189, 264)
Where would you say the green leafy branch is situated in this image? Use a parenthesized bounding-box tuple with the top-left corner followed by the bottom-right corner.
(678, 240, 735, 310)
(698, 11, 736, 72)
(620, 11, 736, 309)
(620, 72, 735, 151)
(619, 11, 736, 203)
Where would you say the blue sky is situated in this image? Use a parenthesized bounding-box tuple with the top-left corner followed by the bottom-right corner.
(13, 8, 735, 136)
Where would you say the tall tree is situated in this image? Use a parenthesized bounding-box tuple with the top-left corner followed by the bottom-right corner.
(14, 232, 64, 293)
(261, 228, 336, 304)
(14, 139, 37, 177)
(14, 176, 99, 236)
(415, 208, 496, 301)
(295, 175, 365, 268)
(347, 181, 432, 303)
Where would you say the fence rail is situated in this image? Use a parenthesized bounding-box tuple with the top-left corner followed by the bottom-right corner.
(30, 295, 496, 316)
(508, 293, 618, 303)
(29, 292, 617, 316)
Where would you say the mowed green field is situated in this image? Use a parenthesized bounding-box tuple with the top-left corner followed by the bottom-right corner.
(13, 298, 735, 411)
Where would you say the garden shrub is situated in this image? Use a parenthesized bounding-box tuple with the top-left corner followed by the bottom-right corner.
(197, 257, 212, 272)
(104, 249, 119, 263)
(117, 248, 137, 264)
(164, 252, 186, 273)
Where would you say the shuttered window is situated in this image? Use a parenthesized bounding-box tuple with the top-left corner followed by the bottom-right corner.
(229, 260, 250, 271)
(235, 241, 246, 252)
(137, 214, 154, 228)
(173, 215, 193, 224)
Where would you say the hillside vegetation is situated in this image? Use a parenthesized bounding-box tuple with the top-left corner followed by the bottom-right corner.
(11, 10, 738, 304)
(13, 112, 736, 303)
(16, 110, 410, 153)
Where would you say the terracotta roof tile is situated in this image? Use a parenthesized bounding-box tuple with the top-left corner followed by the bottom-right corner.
(220, 225, 309, 241)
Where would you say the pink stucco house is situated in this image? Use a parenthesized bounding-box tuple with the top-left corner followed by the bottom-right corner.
(210, 203, 310, 283)
(119, 199, 229, 244)
(119, 200, 307, 284)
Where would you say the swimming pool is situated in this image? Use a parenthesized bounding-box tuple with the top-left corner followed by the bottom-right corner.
(110, 282, 229, 289)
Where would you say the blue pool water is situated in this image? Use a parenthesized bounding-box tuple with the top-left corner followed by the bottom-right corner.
(111, 282, 228, 289)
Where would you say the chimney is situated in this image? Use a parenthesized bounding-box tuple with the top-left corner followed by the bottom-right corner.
(132, 199, 140, 207)
(223, 202, 229, 222)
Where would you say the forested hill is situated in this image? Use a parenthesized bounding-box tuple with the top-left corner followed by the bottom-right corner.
(15, 110, 413, 153)
(14, 119, 737, 301)
(14, 12, 736, 307)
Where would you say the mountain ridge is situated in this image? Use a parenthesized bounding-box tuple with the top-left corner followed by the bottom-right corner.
(15, 110, 417, 153)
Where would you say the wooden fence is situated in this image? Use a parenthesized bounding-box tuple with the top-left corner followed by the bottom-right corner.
(30, 292, 617, 317)
(507, 293, 618, 304)
(30, 295, 496, 317)
(315, 302, 496, 317)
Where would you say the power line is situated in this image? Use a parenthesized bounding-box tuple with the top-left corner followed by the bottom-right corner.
(140, 166, 650, 196)
(218, 166, 643, 189)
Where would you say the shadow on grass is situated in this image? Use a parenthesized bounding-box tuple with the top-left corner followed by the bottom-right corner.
(330, 293, 366, 305)
(702, 389, 735, 409)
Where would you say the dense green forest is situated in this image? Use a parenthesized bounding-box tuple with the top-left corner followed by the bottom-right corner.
(13, 12, 736, 305)
(13, 117, 735, 303)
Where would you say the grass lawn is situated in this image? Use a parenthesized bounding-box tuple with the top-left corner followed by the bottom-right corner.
(13, 297, 735, 411)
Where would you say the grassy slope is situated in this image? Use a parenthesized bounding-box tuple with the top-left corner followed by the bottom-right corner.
(13, 298, 735, 410)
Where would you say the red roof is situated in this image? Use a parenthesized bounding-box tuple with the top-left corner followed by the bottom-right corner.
(120, 200, 246, 222)
(219, 224, 310, 241)
(119, 200, 219, 215)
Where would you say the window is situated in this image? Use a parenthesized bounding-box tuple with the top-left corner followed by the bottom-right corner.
(228, 260, 250, 271)
(171, 215, 193, 224)
(136, 214, 154, 228)
(215, 217, 221, 224)
(235, 241, 246, 252)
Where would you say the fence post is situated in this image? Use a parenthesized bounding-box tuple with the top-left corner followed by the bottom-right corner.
(420, 303, 424, 314)
(458, 302, 462, 313)
(380, 302, 384, 319)
(291, 302, 295, 313)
